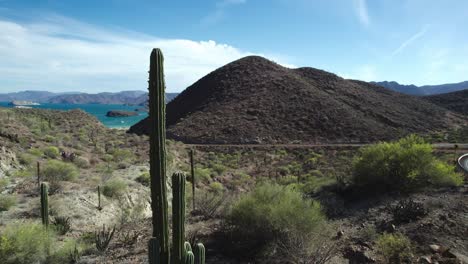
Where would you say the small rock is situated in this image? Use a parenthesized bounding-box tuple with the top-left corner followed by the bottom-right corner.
(430, 245, 442, 253)
(336, 230, 345, 239)
(418, 256, 432, 264)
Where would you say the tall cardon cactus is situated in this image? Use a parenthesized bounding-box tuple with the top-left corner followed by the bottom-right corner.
(148, 48, 170, 263)
(147, 48, 206, 264)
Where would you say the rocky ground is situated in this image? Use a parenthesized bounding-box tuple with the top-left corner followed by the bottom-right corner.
(0, 107, 467, 263)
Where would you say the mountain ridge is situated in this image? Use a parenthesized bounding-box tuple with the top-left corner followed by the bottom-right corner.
(129, 55, 466, 144)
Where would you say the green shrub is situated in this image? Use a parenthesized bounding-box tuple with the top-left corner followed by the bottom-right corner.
(428, 160, 463, 187)
(73, 157, 90, 169)
(42, 160, 79, 182)
(376, 233, 412, 263)
(102, 154, 114, 163)
(44, 135, 57, 143)
(0, 222, 54, 264)
(18, 153, 34, 166)
(300, 175, 336, 194)
(111, 149, 134, 163)
(352, 135, 463, 193)
(28, 148, 43, 157)
(210, 163, 227, 176)
(0, 178, 9, 191)
(227, 183, 327, 256)
(194, 167, 213, 183)
(209, 182, 224, 193)
(103, 179, 127, 198)
(12, 169, 32, 178)
(135, 172, 150, 186)
(0, 194, 16, 211)
(43, 146, 60, 159)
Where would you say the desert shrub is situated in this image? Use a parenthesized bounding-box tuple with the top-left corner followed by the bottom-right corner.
(95, 225, 115, 252)
(12, 169, 32, 178)
(44, 135, 57, 143)
(300, 175, 336, 194)
(358, 225, 379, 242)
(352, 135, 463, 193)
(226, 183, 328, 258)
(0, 194, 16, 211)
(428, 161, 463, 187)
(73, 157, 90, 169)
(42, 160, 79, 182)
(135, 172, 150, 186)
(194, 167, 212, 183)
(194, 189, 228, 219)
(46, 239, 82, 264)
(117, 195, 147, 226)
(52, 216, 72, 235)
(43, 146, 60, 159)
(102, 154, 114, 163)
(103, 179, 127, 198)
(111, 149, 134, 163)
(0, 178, 9, 191)
(89, 157, 99, 166)
(390, 200, 427, 224)
(117, 162, 130, 170)
(0, 222, 54, 264)
(28, 148, 43, 156)
(210, 163, 227, 175)
(18, 153, 34, 166)
(277, 175, 298, 185)
(376, 233, 412, 263)
(209, 182, 224, 193)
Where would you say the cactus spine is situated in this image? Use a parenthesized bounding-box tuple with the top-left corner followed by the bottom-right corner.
(189, 149, 196, 210)
(148, 48, 170, 264)
(40, 183, 49, 228)
(147, 49, 205, 264)
(172, 172, 186, 264)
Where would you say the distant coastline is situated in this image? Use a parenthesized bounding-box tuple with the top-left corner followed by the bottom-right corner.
(0, 101, 147, 128)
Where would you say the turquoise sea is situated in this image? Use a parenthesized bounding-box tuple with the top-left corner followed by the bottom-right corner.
(0, 102, 147, 128)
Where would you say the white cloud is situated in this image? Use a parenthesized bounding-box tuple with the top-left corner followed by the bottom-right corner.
(391, 25, 429, 56)
(354, 0, 370, 27)
(0, 15, 291, 93)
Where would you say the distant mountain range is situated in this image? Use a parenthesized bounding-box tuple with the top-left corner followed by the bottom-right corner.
(0, 91, 179, 105)
(372, 81, 468, 95)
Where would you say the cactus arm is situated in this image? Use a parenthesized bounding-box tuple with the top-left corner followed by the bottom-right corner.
(194, 243, 205, 264)
(40, 183, 49, 228)
(185, 251, 195, 264)
(172, 172, 186, 264)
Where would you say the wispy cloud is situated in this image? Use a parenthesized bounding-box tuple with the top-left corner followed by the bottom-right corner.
(391, 25, 430, 56)
(202, 0, 247, 25)
(0, 14, 291, 93)
(354, 0, 370, 27)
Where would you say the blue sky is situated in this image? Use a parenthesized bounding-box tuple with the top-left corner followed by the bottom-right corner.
(0, 0, 467, 93)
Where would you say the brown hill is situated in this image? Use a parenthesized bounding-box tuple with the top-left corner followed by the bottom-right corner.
(129, 56, 466, 144)
(423, 89, 468, 116)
